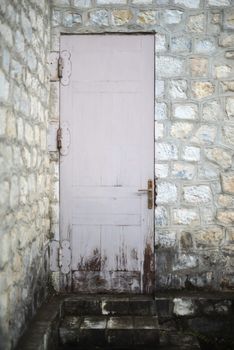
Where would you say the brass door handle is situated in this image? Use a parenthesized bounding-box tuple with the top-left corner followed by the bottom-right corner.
(138, 179, 154, 209)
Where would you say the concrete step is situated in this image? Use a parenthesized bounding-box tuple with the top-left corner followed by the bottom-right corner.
(63, 295, 157, 316)
(59, 315, 160, 348)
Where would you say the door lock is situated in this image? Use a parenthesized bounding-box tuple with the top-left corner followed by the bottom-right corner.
(138, 179, 154, 209)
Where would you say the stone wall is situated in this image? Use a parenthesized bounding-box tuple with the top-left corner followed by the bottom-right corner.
(0, 1, 51, 349)
(50, 0, 234, 292)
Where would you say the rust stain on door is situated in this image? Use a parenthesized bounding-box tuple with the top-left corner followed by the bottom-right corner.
(143, 243, 155, 294)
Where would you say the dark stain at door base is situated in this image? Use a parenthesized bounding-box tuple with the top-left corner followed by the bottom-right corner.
(143, 244, 155, 294)
(78, 249, 107, 271)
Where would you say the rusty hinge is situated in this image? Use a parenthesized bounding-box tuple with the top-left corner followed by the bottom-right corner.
(58, 56, 64, 79)
(58, 246, 62, 268)
(57, 127, 62, 150)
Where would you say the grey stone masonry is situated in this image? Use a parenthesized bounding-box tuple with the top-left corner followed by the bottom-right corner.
(50, 0, 234, 293)
(0, 1, 51, 349)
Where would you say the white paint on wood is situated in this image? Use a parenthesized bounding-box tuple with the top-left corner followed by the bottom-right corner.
(60, 35, 155, 293)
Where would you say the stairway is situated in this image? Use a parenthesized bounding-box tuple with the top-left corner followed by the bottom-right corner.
(58, 295, 200, 349)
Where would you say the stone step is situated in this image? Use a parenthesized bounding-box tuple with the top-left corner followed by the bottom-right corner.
(63, 295, 157, 316)
(59, 315, 160, 348)
(59, 315, 201, 349)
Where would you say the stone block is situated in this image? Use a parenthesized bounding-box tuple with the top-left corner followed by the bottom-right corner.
(157, 230, 176, 247)
(6, 111, 16, 139)
(21, 12, 32, 42)
(205, 148, 232, 169)
(168, 80, 187, 99)
(155, 122, 164, 140)
(195, 226, 224, 247)
(194, 39, 216, 54)
(155, 80, 165, 98)
(74, 0, 91, 7)
(0, 233, 10, 269)
(191, 81, 215, 99)
(137, 11, 157, 25)
(222, 125, 234, 145)
(226, 97, 234, 117)
(225, 51, 234, 59)
(226, 227, 234, 241)
(0, 70, 9, 101)
(27, 48, 37, 71)
(155, 102, 167, 120)
(221, 81, 234, 92)
(155, 143, 178, 161)
(217, 211, 234, 225)
(202, 100, 221, 121)
(0, 23, 13, 47)
(157, 182, 177, 203)
(171, 36, 192, 52)
(180, 231, 193, 250)
(219, 33, 234, 47)
(224, 8, 234, 29)
(162, 10, 183, 24)
(187, 14, 204, 32)
(173, 104, 198, 120)
(59, 316, 81, 344)
(190, 57, 208, 77)
(0, 108, 6, 136)
(208, 0, 231, 6)
(173, 254, 198, 270)
(98, 0, 126, 3)
(0, 181, 9, 207)
(2, 49, 10, 73)
(89, 10, 109, 26)
(155, 164, 168, 178)
(63, 12, 82, 27)
(171, 122, 193, 139)
(218, 194, 234, 207)
(198, 163, 219, 180)
(175, 0, 200, 8)
(182, 146, 200, 161)
(10, 175, 19, 208)
(25, 124, 34, 145)
(155, 206, 168, 226)
(172, 162, 195, 179)
(173, 209, 199, 225)
(156, 0, 169, 3)
(52, 0, 70, 5)
(215, 65, 232, 79)
(52, 9, 62, 26)
(221, 173, 234, 194)
(173, 298, 195, 316)
(156, 56, 185, 77)
(132, 0, 152, 3)
(112, 10, 133, 25)
(20, 177, 28, 204)
(155, 34, 166, 52)
(192, 125, 216, 144)
(183, 185, 212, 204)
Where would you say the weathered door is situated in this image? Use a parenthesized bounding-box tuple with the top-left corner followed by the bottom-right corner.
(60, 35, 155, 293)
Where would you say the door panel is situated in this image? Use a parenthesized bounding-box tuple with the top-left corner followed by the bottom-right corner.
(60, 35, 155, 293)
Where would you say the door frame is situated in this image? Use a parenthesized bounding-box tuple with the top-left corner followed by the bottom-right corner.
(49, 32, 156, 294)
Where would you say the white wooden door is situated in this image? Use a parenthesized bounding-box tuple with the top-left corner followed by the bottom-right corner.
(60, 35, 155, 293)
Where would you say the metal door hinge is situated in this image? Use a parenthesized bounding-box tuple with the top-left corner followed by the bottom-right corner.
(49, 51, 71, 84)
(57, 127, 62, 150)
(58, 57, 64, 79)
